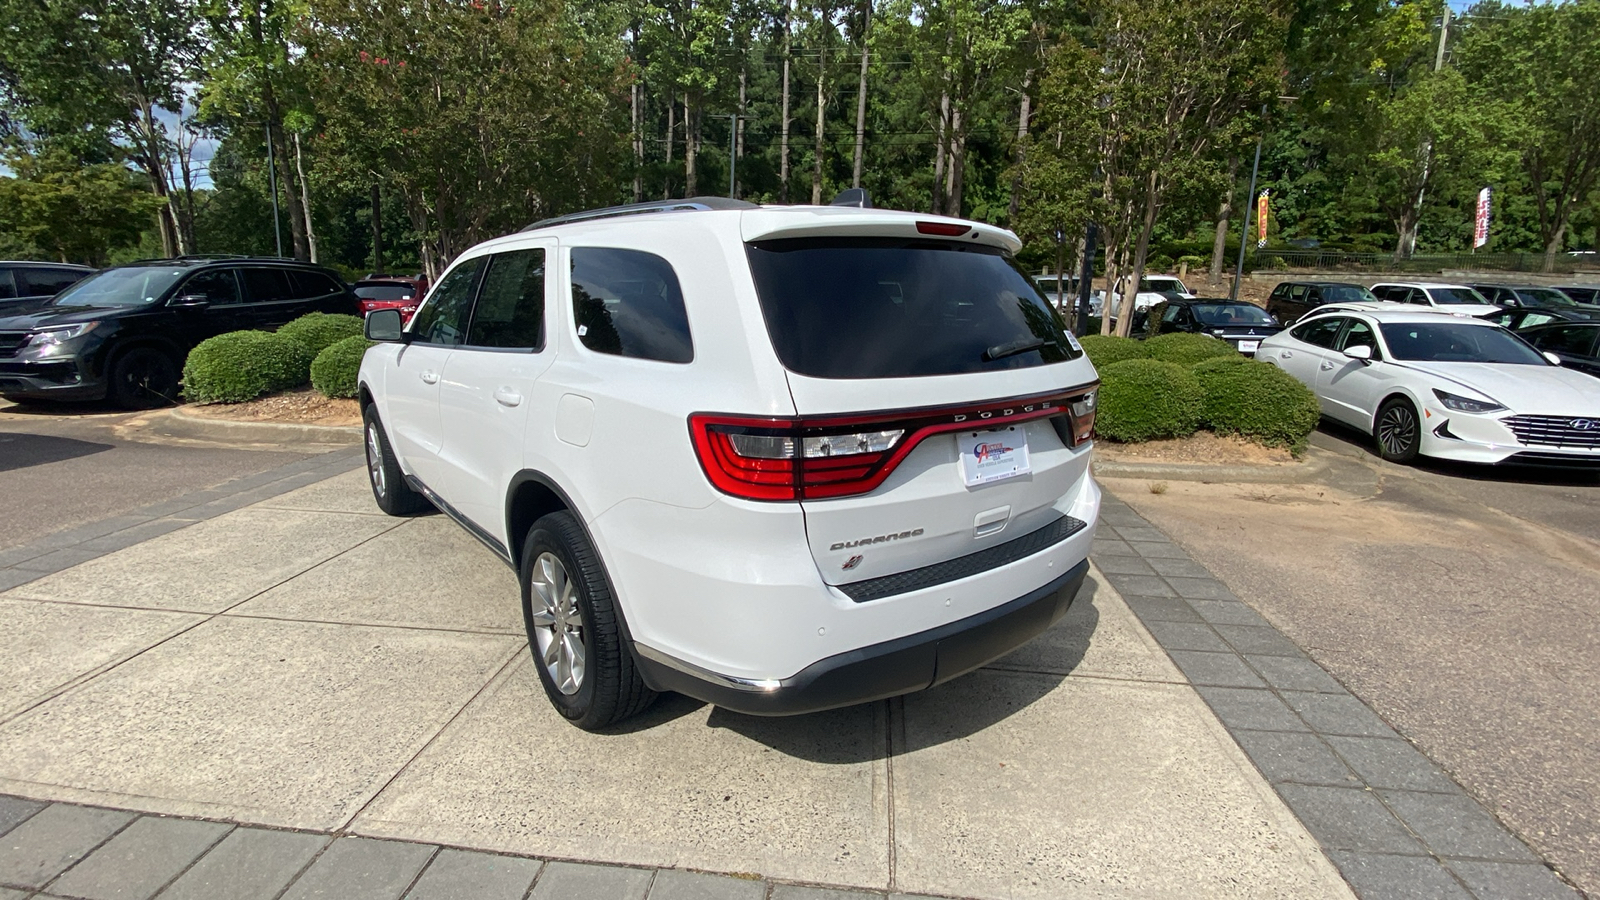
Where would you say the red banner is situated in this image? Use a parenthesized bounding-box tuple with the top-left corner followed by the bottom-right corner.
(1474, 188, 1491, 249)
(1256, 191, 1269, 247)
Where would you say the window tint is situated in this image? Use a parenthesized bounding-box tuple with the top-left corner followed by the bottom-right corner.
(410, 258, 483, 346)
(290, 270, 343, 299)
(1529, 325, 1599, 356)
(1287, 285, 1308, 301)
(1291, 317, 1344, 349)
(467, 249, 545, 350)
(1193, 303, 1274, 326)
(571, 247, 692, 363)
(179, 269, 241, 305)
(0, 269, 16, 300)
(241, 268, 294, 303)
(21, 268, 86, 296)
(1337, 319, 1379, 356)
(746, 237, 1078, 378)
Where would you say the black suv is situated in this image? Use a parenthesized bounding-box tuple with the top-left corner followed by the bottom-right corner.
(1264, 281, 1378, 325)
(1467, 283, 1600, 318)
(0, 257, 356, 408)
(0, 262, 95, 315)
(1142, 297, 1284, 356)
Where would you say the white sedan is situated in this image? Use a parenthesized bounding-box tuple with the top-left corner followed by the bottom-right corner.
(1257, 309, 1600, 465)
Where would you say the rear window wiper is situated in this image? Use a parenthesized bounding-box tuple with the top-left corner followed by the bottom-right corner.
(982, 337, 1050, 362)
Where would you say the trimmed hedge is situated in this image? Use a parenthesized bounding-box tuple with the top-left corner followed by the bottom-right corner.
(1079, 334, 1148, 369)
(1144, 332, 1237, 366)
(1094, 359, 1204, 442)
(278, 312, 364, 355)
(182, 331, 314, 403)
(311, 335, 374, 399)
(1192, 356, 1320, 453)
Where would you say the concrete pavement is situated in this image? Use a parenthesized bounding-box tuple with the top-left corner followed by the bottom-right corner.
(0, 467, 1367, 898)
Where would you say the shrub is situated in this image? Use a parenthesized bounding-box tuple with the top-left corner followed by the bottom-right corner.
(1144, 332, 1238, 366)
(1079, 334, 1148, 369)
(182, 331, 314, 403)
(277, 312, 364, 355)
(1192, 357, 1320, 453)
(1094, 359, 1204, 442)
(311, 335, 374, 399)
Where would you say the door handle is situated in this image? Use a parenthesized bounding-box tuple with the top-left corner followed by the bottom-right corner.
(494, 387, 523, 408)
(420, 370, 439, 385)
(1320, 361, 1335, 371)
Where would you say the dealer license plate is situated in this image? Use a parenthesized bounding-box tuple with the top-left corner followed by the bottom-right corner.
(1236, 340, 1260, 354)
(958, 427, 1031, 487)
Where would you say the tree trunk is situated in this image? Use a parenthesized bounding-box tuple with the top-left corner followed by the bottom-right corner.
(631, 80, 643, 203)
(293, 132, 318, 264)
(1117, 170, 1161, 337)
(1543, 221, 1567, 273)
(931, 89, 949, 214)
(851, 0, 870, 189)
(813, 44, 827, 205)
(737, 67, 747, 196)
(686, 95, 699, 197)
(1007, 70, 1033, 224)
(260, 82, 308, 261)
(664, 94, 675, 199)
(371, 183, 383, 275)
(132, 93, 181, 257)
(780, 0, 792, 203)
(944, 105, 964, 217)
(1209, 155, 1239, 285)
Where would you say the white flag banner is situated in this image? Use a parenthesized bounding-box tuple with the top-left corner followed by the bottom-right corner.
(1474, 188, 1491, 249)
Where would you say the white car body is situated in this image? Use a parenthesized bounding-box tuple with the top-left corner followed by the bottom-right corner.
(358, 199, 1102, 721)
(1258, 308, 1600, 465)
(1094, 276, 1196, 319)
(1370, 281, 1500, 318)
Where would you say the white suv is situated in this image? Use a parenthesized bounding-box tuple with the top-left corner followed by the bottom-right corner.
(358, 196, 1102, 730)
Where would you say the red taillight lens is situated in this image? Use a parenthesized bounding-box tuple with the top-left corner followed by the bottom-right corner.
(916, 221, 971, 236)
(690, 386, 1097, 503)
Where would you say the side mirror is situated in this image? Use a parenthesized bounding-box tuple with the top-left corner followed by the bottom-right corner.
(1545, 351, 1562, 366)
(170, 294, 210, 310)
(365, 308, 407, 342)
(1343, 344, 1374, 362)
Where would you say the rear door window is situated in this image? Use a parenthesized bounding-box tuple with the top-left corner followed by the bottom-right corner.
(745, 237, 1078, 379)
(1530, 325, 1599, 356)
(179, 269, 242, 305)
(241, 268, 295, 304)
(570, 248, 692, 363)
(290, 270, 343, 299)
(468, 249, 545, 350)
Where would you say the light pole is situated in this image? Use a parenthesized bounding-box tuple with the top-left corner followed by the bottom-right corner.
(1230, 106, 1265, 301)
(723, 114, 743, 198)
(264, 124, 283, 258)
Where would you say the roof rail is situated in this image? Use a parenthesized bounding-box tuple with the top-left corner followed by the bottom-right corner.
(521, 196, 759, 232)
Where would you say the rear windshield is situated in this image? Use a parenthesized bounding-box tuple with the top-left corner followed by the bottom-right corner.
(1193, 303, 1275, 326)
(355, 284, 415, 301)
(745, 238, 1080, 379)
(1429, 287, 1491, 305)
(1321, 285, 1377, 303)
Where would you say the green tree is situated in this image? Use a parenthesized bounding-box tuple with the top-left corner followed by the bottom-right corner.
(0, 145, 165, 264)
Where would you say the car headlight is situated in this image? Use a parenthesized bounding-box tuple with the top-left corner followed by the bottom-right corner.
(1432, 388, 1505, 414)
(26, 322, 99, 349)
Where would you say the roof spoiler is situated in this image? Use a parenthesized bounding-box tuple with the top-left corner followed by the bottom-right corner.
(830, 188, 871, 208)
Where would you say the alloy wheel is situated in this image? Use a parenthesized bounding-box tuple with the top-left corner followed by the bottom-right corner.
(528, 551, 586, 695)
(1378, 405, 1416, 458)
(365, 423, 386, 498)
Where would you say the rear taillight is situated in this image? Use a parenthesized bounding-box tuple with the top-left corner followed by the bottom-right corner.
(690, 386, 1097, 502)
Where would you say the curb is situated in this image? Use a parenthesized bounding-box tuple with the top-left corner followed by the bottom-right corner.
(1093, 449, 1329, 484)
(134, 407, 361, 447)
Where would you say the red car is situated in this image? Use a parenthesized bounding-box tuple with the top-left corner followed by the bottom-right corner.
(352, 275, 428, 323)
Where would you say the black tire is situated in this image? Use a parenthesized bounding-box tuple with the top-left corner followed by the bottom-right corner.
(1374, 397, 1422, 464)
(362, 405, 432, 516)
(520, 511, 655, 730)
(109, 347, 179, 409)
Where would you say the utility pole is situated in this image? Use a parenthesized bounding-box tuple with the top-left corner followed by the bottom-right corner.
(724, 114, 742, 198)
(1076, 223, 1098, 337)
(1435, 5, 1451, 71)
(1230, 107, 1265, 301)
(265, 124, 283, 258)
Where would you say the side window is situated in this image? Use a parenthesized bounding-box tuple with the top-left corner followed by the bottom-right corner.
(1531, 326, 1598, 356)
(178, 269, 242, 305)
(1291, 316, 1344, 349)
(22, 268, 86, 296)
(571, 248, 693, 363)
(466, 249, 545, 350)
(1407, 289, 1429, 305)
(410, 258, 483, 346)
(1370, 285, 1395, 301)
(1307, 288, 1325, 307)
(241, 268, 294, 303)
(0, 269, 16, 300)
(1336, 319, 1379, 356)
(1160, 303, 1181, 324)
(1521, 313, 1556, 329)
(289, 270, 342, 299)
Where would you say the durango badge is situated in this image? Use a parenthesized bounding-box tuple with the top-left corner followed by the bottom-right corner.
(831, 528, 924, 551)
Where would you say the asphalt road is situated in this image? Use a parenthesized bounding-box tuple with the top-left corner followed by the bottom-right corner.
(1104, 424, 1600, 896)
(0, 401, 319, 550)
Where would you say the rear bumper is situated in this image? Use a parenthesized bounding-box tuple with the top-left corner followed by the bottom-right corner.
(633, 559, 1088, 715)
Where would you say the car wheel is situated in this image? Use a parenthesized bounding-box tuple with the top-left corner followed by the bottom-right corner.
(362, 406, 432, 516)
(109, 348, 179, 409)
(521, 511, 656, 731)
(1375, 397, 1421, 464)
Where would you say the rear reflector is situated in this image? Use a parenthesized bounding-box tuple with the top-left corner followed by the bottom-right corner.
(915, 221, 971, 237)
(690, 386, 1098, 502)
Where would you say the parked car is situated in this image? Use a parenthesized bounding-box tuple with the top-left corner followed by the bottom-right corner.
(1482, 307, 1595, 331)
(1513, 322, 1600, 379)
(1257, 308, 1600, 466)
(1369, 282, 1499, 316)
(358, 195, 1102, 730)
(1264, 281, 1378, 325)
(1094, 275, 1196, 320)
(0, 257, 358, 408)
(352, 275, 429, 324)
(1142, 298, 1283, 356)
(0, 262, 95, 315)
(1556, 285, 1600, 305)
(1466, 283, 1600, 318)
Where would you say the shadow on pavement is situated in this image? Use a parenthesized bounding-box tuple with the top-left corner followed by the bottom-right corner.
(0, 398, 133, 418)
(0, 432, 114, 472)
(1316, 418, 1600, 487)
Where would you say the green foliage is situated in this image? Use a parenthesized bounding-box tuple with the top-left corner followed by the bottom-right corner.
(1095, 359, 1205, 442)
(310, 335, 373, 399)
(182, 331, 315, 404)
(1144, 333, 1238, 366)
(0, 147, 165, 265)
(1192, 356, 1320, 453)
(278, 313, 364, 354)
(1080, 335, 1149, 368)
